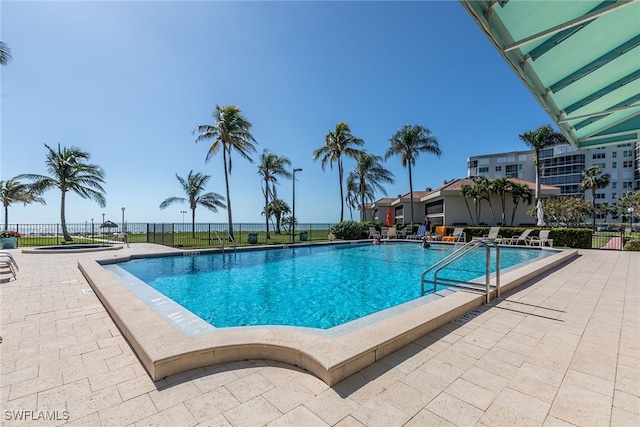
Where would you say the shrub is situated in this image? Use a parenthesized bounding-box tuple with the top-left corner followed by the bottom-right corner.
(331, 221, 367, 240)
(623, 237, 640, 251)
(0, 230, 21, 238)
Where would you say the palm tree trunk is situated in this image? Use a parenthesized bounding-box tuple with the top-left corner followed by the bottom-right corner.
(592, 188, 597, 231)
(361, 193, 365, 222)
(60, 190, 71, 241)
(191, 210, 196, 238)
(511, 200, 518, 226)
(408, 162, 414, 229)
(338, 159, 344, 222)
(4, 204, 8, 230)
(265, 184, 270, 239)
(463, 199, 473, 225)
(222, 149, 234, 240)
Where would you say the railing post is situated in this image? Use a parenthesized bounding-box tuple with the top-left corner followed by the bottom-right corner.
(495, 243, 501, 298)
(485, 245, 491, 304)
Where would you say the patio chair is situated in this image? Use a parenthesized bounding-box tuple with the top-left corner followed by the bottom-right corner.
(368, 227, 380, 239)
(529, 230, 553, 247)
(408, 225, 427, 240)
(482, 227, 504, 244)
(381, 227, 390, 239)
(386, 227, 397, 239)
(396, 226, 407, 239)
(0, 258, 17, 280)
(433, 226, 446, 241)
(0, 251, 18, 271)
(443, 227, 466, 243)
(508, 229, 534, 246)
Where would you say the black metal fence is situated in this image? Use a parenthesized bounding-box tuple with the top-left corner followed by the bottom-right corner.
(4, 223, 335, 248)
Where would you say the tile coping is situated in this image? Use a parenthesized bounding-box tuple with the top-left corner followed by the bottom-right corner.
(78, 246, 578, 386)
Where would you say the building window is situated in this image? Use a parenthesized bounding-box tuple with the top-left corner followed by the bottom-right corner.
(479, 167, 489, 173)
(623, 182, 633, 189)
(592, 153, 606, 159)
(623, 150, 633, 157)
(595, 193, 606, 199)
(612, 182, 617, 189)
(612, 152, 617, 158)
(612, 192, 617, 198)
(495, 166, 502, 172)
(612, 162, 617, 168)
(623, 160, 633, 168)
(425, 199, 444, 215)
(593, 162, 606, 169)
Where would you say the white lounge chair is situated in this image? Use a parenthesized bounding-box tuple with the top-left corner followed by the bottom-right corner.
(443, 227, 466, 243)
(368, 227, 380, 239)
(386, 227, 397, 239)
(482, 227, 504, 244)
(0, 257, 17, 280)
(508, 229, 533, 246)
(530, 230, 553, 247)
(0, 251, 18, 271)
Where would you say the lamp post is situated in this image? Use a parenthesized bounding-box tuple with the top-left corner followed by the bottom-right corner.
(292, 168, 302, 243)
(121, 207, 126, 232)
(91, 218, 94, 241)
(102, 213, 105, 225)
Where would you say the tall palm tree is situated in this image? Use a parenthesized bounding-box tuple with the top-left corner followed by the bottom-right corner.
(519, 124, 566, 225)
(510, 182, 533, 226)
(580, 166, 611, 231)
(17, 144, 106, 241)
(347, 152, 394, 222)
(159, 171, 226, 237)
(386, 124, 441, 228)
(312, 121, 365, 222)
(491, 177, 513, 225)
(345, 175, 359, 221)
(257, 150, 292, 239)
(0, 41, 12, 65)
(1, 178, 46, 230)
(265, 199, 290, 235)
(460, 183, 476, 225)
(194, 105, 257, 240)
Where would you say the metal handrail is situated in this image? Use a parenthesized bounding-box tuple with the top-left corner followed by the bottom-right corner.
(212, 230, 225, 253)
(227, 232, 237, 253)
(421, 238, 501, 304)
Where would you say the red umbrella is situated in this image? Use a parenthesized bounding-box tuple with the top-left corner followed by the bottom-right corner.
(385, 208, 393, 226)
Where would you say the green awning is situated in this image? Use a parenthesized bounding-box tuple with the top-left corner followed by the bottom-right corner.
(460, 0, 640, 149)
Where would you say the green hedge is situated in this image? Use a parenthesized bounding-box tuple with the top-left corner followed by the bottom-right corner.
(459, 226, 592, 248)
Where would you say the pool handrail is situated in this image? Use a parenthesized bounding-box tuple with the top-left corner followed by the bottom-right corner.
(421, 239, 501, 303)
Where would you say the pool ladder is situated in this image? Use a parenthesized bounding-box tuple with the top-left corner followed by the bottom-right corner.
(213, 231, 237, 254)
(421, 239, 501, 304)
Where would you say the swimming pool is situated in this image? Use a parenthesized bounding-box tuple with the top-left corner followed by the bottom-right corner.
(111, 242, 552, 329)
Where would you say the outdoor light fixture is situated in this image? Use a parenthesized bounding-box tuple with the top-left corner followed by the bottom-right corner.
(628, 207, 635, 232)
(121, 207, 126, 232)
(292, 168, 302, 243)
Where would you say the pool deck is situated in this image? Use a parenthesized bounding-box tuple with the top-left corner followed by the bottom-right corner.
(1, 243, 638, 426)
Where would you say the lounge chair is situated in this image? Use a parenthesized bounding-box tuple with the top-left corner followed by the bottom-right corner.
(530, 230, 553, 247)
(408, 225, 427, 240)
(396, 226, 407, 239)
(433, 226, 446, 241)
(381, 227, 390, 239)
(368, 227, 380, 239)
(482, 227, 504, 243)
(443, 227, 466, 243)
(0, 251, 18, 271)
(508, 229, 533, 246)
(0, 256, 17, 280)
(386, 227, 397, 239)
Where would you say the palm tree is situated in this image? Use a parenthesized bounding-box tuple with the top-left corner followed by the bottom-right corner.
(491, 177, 513, 225)
(266, 199, 290, 234)
(257, 150, 292, 239)
(510, 182, 533, 226)
(1, 178, 46, 230)
(386, 125, 441, 228)
(194, 105, 257, 240)
(345, 175, 359, 221)
(519, 124, 566, 225)
(460, 183, 476, 225)
(312, 121, 365, 222)
(0, 41, 12, 65)
(474, 176, 498, 225)
(347, 153, 394, 222)
(17, 144, 106, 241)
(461, 182, 483, 225)
(159, 171, 226, 237)
(580, 166, 611, 231)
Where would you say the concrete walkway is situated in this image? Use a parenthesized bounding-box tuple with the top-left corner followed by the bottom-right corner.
(1, 244, 638, 426)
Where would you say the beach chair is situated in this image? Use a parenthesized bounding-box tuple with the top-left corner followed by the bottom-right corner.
(443, 227, 466, 243)
(386, 227, 397, 239)
(408, 225, 427, 240)
(381, 227, 390, 239)
(396, 226, 407, 239)
(433, 226, 446, 241)
(529, 230, 553, 247)
(368, 227, 380, 239)
(0, 257, 17, 280)
(0, 251, 18, 271)
(508, 229, 533, 246)
(482, 227, 504, 243)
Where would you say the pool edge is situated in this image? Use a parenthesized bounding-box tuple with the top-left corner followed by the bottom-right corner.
(78, 248, 578, 386)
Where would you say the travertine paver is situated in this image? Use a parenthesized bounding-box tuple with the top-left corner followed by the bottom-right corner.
(1, 244, 638, 426)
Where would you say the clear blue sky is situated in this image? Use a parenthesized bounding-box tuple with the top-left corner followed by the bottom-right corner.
(1, 0, 552, 225)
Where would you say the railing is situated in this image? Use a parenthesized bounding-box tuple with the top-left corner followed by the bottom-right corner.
(421, 238, 501, 304)
(5, 223, 335, 248)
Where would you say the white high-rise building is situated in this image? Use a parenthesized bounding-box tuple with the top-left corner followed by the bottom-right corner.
(467, 142, 640, 222)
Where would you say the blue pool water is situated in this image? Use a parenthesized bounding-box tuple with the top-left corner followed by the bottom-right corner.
(116, 242, 552, 329)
